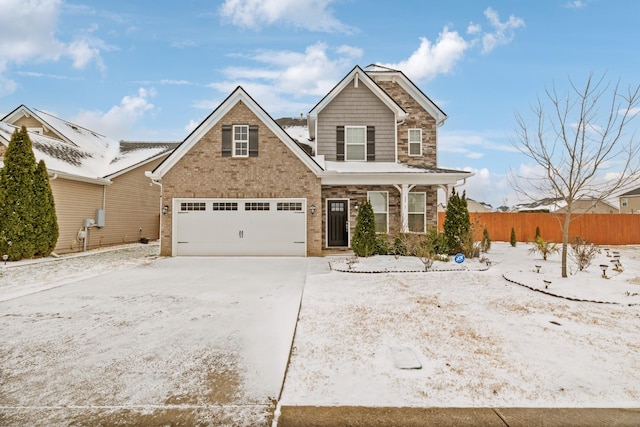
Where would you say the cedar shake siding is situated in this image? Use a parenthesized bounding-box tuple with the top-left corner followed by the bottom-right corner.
(321, 185, 438, 248)
(159, 101, 323, 256)
(316, 82, 396, 161)
(372, 78, 438, 168)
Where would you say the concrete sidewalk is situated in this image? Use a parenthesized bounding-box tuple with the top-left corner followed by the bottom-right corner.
(276, 406, 640, 426)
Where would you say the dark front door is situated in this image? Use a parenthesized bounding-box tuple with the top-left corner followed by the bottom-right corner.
(328, 200, 348, 246)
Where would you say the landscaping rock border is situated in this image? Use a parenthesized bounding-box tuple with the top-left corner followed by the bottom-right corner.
(502, 272, 640, 307)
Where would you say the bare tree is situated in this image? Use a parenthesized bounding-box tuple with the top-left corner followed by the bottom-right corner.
(511, 73, 640, 277)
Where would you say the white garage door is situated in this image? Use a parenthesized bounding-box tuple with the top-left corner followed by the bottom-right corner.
(174, 198, 307, 256)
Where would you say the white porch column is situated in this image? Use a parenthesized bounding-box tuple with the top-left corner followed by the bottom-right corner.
(393, 184, 416, 233)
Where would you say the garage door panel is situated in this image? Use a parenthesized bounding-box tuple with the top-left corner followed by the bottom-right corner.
(175, 199, 306, 256)
(177, 211, 245, 255)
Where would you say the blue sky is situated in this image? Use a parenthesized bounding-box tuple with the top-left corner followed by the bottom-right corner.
(1, 0, 639, 208)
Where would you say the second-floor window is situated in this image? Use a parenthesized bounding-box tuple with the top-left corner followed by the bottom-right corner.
(233, 125, 249, 157)
(622, 198, 628, 207)
(408, 129, 422, 156)
(346, 126, 366, 161)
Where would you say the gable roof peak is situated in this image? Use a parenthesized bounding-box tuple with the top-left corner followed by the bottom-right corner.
(365, 63, 400, 73)
(149, 85, 323, 179)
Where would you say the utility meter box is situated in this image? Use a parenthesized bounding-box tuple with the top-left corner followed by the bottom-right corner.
(96, 209, 106, 228)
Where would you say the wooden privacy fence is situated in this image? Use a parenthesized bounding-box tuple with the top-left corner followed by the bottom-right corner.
(437, 212, 640, 245)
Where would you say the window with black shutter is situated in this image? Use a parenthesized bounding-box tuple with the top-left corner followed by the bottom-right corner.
(221, 125, 232, 157)
(221, 124, 258, 157)
(336, 125, 345, 161)
(367, 126, 375, 161)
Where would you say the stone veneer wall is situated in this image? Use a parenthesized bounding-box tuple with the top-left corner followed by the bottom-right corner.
(373, 79, 438, 168)
(160, 100, 323, 256)
(321, 185, 438, 248)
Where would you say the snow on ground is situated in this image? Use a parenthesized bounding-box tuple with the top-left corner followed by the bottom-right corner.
(281, 242, 640, 408)
(2, 240, 640, 425)
(0, 243, 160, 302)
(0, 247, 306, 426)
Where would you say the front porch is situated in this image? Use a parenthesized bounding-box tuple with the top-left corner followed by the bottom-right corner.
(320, 184, 441, 250)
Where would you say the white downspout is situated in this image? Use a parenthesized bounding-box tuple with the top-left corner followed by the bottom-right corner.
(150, 179, 163, 246)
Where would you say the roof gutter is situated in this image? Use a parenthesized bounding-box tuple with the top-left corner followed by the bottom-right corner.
(319, 171, 473, 186)
(47, 169, 112, 185)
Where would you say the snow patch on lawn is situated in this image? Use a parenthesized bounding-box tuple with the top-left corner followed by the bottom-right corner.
(281, 242, 640, 407)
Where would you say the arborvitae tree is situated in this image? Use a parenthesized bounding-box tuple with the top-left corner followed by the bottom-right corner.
(351, 200, 377, 257)
(510, 227, 517, 247)
(535, 226, 541, 240)
(443, 188, 471, 254)
(32, 159, 58, 256)
(481, 227, 491, 252)
(0, 127, 38, 260)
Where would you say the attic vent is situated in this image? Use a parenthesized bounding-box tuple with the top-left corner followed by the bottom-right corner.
(68, 124, 79, 132)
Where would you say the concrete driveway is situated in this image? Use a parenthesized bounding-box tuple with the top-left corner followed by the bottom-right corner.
(0, 256, 311, 426)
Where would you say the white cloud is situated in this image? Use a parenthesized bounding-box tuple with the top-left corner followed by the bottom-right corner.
(184, 119, 199, 134)
(379, 8, 524, 82)
(0, 0, 110, 95)
(380, 29, 469, 81)
(437, 166, 517, 209)
(218, 0, 354, 33)
(565, 1, 588, 9)
(439, 129, 519, 160)
(480, 7, 526, 54)
(200, 42, 359, 117)
(72, 88, 156, 140)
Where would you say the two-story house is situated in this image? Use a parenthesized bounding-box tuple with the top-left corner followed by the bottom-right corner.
(147, 65, 472, 256)
(619, 188, 640, 213)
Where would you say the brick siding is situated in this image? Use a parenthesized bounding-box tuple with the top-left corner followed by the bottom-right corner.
(160, 101, 322, 256)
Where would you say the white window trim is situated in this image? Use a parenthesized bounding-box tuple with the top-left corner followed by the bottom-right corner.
(368, 191, 389, 233)
(345, 125, 367, 162)
(233, 124, 249, 158)
(622, 198, 628, 207)
(408, 128, 422, 157)
(408, 192, 426, 233)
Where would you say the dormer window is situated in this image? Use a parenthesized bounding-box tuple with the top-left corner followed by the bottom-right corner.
(408, 128, 422, 156)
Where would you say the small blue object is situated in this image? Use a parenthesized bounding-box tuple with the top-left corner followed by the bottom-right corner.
(454, 253, 465, 264)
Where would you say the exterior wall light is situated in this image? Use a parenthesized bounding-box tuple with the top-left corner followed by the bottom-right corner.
(354, 201, 359, 210)
(162, 205, 169, 215)
(310, 204, 316, 214)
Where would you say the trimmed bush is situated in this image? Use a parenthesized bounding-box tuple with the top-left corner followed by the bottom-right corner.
(0, 127, 38, 260)
(32, 160, 58, 256)
(443, 189, 471, 254)
(0, 127, 58, 260)
(374, 234, 390, 255)
(351, 200, 377, 257)
(481, 227, 491, 252)
(510, 227, 517, 247)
